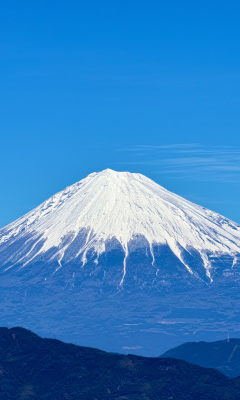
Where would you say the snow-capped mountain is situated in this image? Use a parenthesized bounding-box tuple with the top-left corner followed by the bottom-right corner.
(0, 168, 240, 284)
(1, 169, 240, 356)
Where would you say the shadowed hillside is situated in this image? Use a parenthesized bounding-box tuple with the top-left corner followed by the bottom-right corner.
(1, 327, 240, 399)
(161, 338, 240, 378)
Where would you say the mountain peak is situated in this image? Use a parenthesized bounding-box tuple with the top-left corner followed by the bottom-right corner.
(100, 168, 118, 174)
(0, 170, 240, 284)
(1, 170, 240, 355)
(92, 168, 142, 180)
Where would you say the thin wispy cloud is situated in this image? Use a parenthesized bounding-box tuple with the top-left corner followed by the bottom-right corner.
(116, 144, 240, 183)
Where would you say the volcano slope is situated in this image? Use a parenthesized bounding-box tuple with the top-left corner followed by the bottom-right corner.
(0, 169, 240, 355)
(1, 326, 240, 400)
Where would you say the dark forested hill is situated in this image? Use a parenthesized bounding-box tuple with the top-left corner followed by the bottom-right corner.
(0, 327, 240, 399)
(161, 339, 240, 378)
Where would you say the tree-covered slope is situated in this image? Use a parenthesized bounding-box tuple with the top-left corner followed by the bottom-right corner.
(0, 327, 240, 399)
(161, 338, 240, 378)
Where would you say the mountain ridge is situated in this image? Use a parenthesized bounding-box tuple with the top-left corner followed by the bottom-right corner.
(161, 338, 240, 378)
(1, 326, 240, 400)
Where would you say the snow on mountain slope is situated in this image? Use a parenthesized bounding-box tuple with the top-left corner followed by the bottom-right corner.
(0, 169, 240, 282)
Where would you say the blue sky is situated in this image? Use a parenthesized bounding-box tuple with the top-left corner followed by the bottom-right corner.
(1, 0, 240, 226)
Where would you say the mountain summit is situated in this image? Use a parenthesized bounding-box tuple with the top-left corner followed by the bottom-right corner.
(1, 169, 239, 284)
(1, 169, 240, 355)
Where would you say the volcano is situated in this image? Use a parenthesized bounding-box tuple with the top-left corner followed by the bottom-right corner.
(0, 169, 240, 355)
